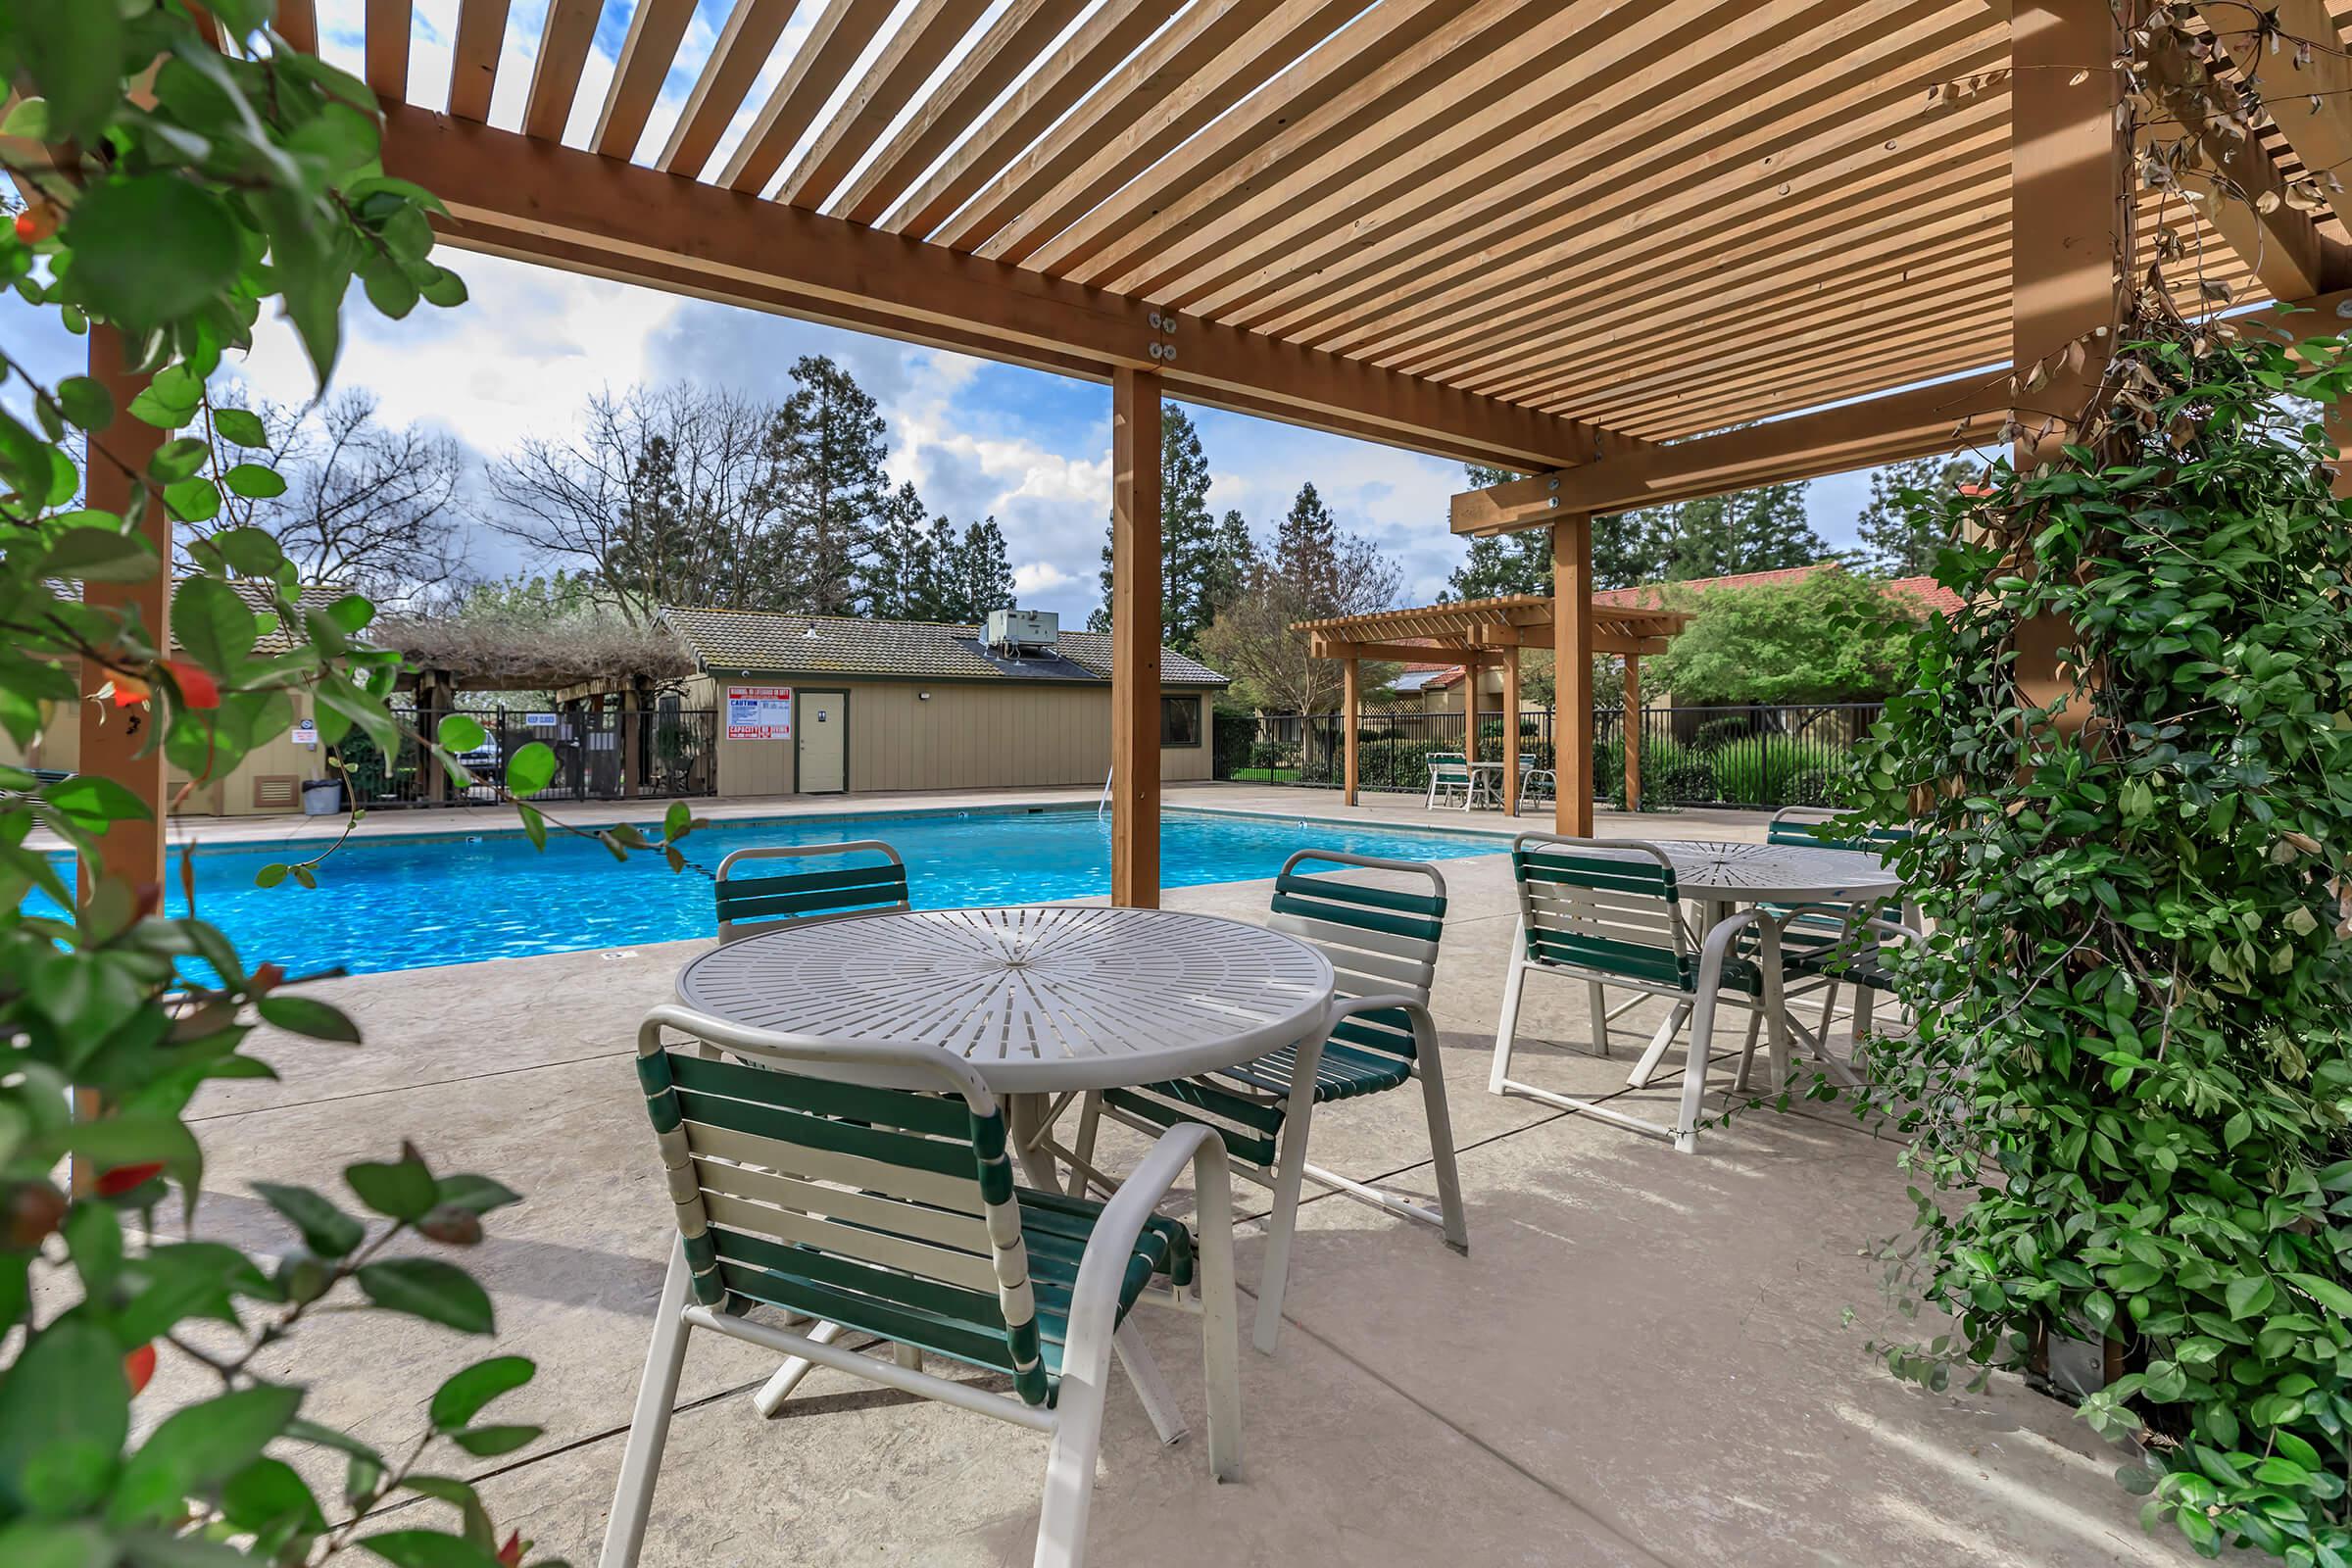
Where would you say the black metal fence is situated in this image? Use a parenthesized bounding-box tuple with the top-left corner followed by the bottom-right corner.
(336, 705, 719, 808)
(1214, 702, 1884, 810)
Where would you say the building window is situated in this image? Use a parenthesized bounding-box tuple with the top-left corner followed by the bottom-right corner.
(1159, 695, 1201, 748)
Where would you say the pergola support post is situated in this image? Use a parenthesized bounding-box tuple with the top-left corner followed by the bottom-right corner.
(77, 324, 168, 894)
(1341, 657, 1360, 807)
(621, 683, 642, 800)
(1109, 368, 1161, 907)
(1552, 516, 1594, 836)
(1622, 657, 1642, 813)
(1461, 655, 1480, 768)
(1500, 647, 1522, 815)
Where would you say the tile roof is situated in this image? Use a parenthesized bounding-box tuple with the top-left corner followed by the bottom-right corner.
(658, 608, 1227, 687)
(1591, 562, 1841, 609)
(1884, 574, 1964, 615)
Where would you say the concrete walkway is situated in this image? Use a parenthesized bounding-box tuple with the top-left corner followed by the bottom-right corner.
(156, 787, 2184, 1566)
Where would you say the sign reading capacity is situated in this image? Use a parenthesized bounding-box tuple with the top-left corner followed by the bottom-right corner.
(726, 684, 794, 741)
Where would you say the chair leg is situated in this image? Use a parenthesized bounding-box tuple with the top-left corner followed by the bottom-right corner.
(1673, 985, 1722, 1154)
(1625, 1001, 1690, 1088)
(751, 1318, 851, 1417)
(1411, 1018, 1470, 1254)
(1587, 979, 1609, 1056)
(1035, 1366, 1108, 1568)
(1488, 934, 1529, 1096)
(1252, 1098, 1315, 1354)
(1192, 1141, 1243, 1482)
(1114, 1321, 1187, 1446)
(1733, 1005, 1764, 1093)
(1072, 1092, 1105, 1192)
(599, 1243, 695, 1568)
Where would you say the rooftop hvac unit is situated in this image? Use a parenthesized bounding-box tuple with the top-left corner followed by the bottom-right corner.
(985, 609, 1059, 655)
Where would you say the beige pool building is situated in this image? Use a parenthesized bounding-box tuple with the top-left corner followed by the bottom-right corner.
(659, 607, 1228, 799)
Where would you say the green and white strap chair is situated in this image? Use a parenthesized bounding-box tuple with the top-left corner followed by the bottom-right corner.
(713, 840, 909, 942)
(1075, 852, 1467, 1353)
(1488, 834, 1790, 1153)
(1763, 807, 1916, 1053)
(605, 1005, 1242, 1568)
(1425, 751, 1474, 810)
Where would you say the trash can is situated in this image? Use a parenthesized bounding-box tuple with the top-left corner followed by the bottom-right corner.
(300, 778, 343, 816)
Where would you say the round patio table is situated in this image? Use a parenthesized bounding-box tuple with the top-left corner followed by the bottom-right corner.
(673, 904, 1336, 1188)
(1648, 839, 1904, 1090)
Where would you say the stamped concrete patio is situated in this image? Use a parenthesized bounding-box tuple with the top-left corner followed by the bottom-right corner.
(172, 784, 2190, 1567)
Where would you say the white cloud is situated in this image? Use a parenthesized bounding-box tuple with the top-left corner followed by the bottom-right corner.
(1012, 562, 1073, 596)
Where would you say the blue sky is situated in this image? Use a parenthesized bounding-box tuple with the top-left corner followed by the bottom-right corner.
(0, 0, 1893, 624)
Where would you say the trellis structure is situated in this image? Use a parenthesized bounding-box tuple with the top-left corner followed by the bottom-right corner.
(1295, 595, 1690, 818)
(74, 1, 2352, 903)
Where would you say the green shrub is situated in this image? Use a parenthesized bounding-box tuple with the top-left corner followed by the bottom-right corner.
(1835, 320, 2352, 1563)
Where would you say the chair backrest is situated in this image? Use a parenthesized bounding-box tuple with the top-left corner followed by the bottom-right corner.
(1426, 751, 1470, 783)
(1510, 833, 1690, 987)
(1766, 806, 1913, 855)
(713, 840, 909, 943)
(1266, 851, 1445, 1062)
(634, 1005, 1053, 1404)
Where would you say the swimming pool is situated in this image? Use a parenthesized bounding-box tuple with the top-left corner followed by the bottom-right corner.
(88, 807, 1508, 978)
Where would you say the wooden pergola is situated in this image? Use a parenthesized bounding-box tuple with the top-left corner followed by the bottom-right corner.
(1296, 595, 1690, 821)
(76, 2, 2352, 906)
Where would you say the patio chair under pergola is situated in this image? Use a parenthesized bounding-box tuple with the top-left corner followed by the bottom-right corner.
(1294, 594, 1691, 820)
(69, 2, 2352, 913)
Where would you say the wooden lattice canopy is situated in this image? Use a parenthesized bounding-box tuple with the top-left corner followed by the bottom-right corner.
(1295, 596, 1690, 662)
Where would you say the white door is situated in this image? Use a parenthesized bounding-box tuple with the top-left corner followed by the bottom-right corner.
(799, 691, 846, 794)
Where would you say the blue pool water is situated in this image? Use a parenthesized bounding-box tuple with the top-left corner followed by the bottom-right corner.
(76, 808, 1506, 979)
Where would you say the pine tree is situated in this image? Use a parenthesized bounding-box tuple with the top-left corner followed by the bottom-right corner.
(1089, 404, 1224, 652)
(1658, 481, 1824, 580)
(949, 515, 1016, 620)
(763, 355, 888, 615)
(1273, 481, 1343, 617)
(1445, 465, 1665, 598)
(862, 480, 931, 618)
(910, 514, 961, 621)
(1855, 455, 1976, 576)
(1204, 507, 1256, 617)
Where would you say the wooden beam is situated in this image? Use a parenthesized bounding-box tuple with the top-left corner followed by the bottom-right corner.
(1500, 648, 1521, 816)
(1343, 657, 1360, 808)
(447, 0, 512, 122)
(381, 108, 1637, 470)
(365, 0, 412, 102)
(660, 0, 805, 177)
(718, 0, 899, 195)
(1462, 655, 1479, 765)
(780, 0, 996, 210)
(522, 0, 600, 141)
(78, 325, 168, 897)
(595, 0, 699, 159)
(832, 0, 1093, 225)
(1305, 633, 1670, 661)
(1451, 377, 2009, 535)
(1110, 368, 1161, 908)
(272, 0, 318, 53)
(2197, 1, 2352, 239)
(1553, 517, 1593, 838)
(1622, 658, 1642, 813)
(2140, 22, 2333, 299)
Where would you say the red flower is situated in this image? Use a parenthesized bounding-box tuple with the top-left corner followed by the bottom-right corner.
(123, 1343, 157, 1396)
(495, 1533, 524, 1568)
(163, 660, 220, 710)
(96, 1162, 165, 1197)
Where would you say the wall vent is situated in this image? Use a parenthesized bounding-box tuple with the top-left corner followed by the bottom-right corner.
(252, 774, 298, 810)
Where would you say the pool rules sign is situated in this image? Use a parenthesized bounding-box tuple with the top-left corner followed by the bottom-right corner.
(725, 684, 793, 741)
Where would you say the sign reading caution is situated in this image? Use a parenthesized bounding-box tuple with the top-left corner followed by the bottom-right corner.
(726, 684, 793, 741)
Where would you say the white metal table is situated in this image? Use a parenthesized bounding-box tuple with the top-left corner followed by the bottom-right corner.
(673, 904, 1337, 1189)
(1649, 839, 1903, 1088)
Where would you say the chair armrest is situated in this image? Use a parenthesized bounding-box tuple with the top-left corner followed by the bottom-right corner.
(1059, 1124, 1233, 1368)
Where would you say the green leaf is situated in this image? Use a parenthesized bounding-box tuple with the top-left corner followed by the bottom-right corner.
(506, 742, 557, 798)
(0, 1520, 115, 1568)
(2283, 1271, 2352, 1317)
(172, 575, 258, 670)
(17, 0, 122, 144)
(417, 268, 469, 309)
(0, 1319, 128, 1516)
(209, 526, 284, 575)
(41, 773, 155, 833)
(250, 1181, 366, 1258)
(107, 1384, 303, 1527)
(67, 175, 243, 331)
(355, 1259, 495, 1335)
(398, 1477, 494, 1551)
(147, 437, 210, 484)
(220, 1456, 326, 1536)
(222, 463, 287, 500)
(164, 476, 220, 523)
(432, 1173, 521, 1216)
(2225, 1275, 2275, 1320)
(516, 803, 547, 852)
(257, 995, 363, 1044)
(56, 376, 113, 432)
(359, 1531, 503, 1568)
(211, 408, 270, 448)
(437, 713, 487, 754)
(428, 1356, 535, 1433)
(126, 366, 202, 429)
(345, 1151, 438, 1220)
(40, 521, 158, 583)
(446, 1425, 540, 1458)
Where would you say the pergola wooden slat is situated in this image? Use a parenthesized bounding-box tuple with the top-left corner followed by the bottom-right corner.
(1294, 595, 1691, 828)
(78, 0, 2352, 911)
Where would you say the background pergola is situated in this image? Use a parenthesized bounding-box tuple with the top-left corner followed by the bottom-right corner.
(1296, 594, 1690, 813)
(77, 1, 2352, 902)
